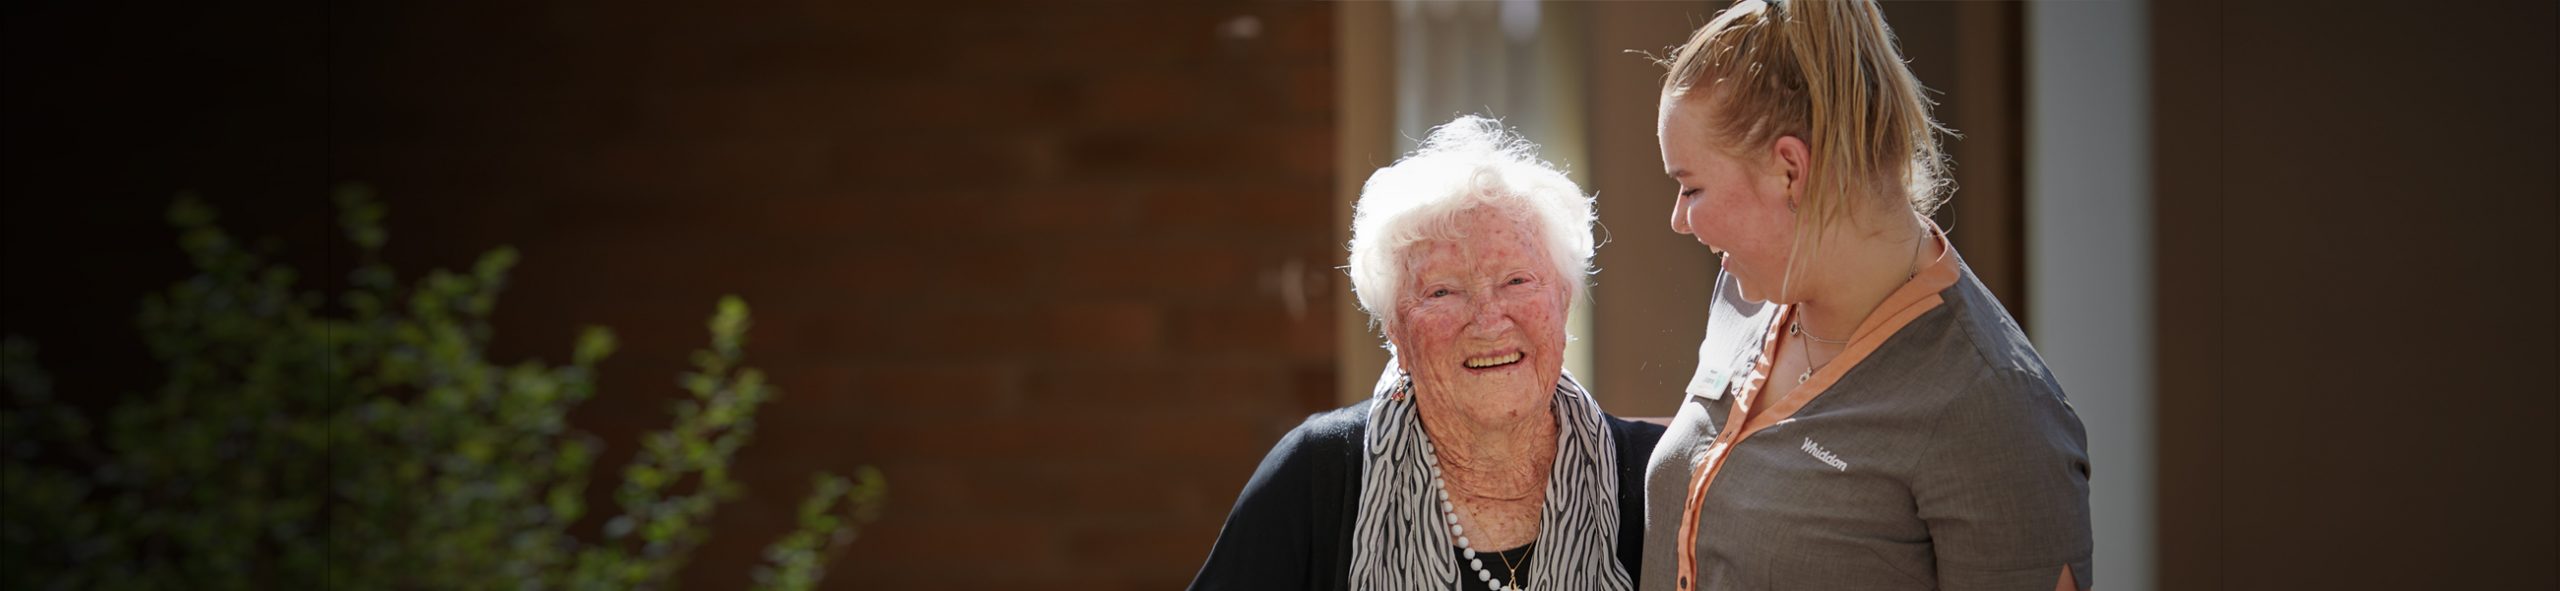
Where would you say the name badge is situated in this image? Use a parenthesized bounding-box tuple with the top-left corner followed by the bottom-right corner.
(1687, 367, 1729, 401)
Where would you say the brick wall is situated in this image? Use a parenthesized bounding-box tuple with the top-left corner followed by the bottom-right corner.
(9, 1, 1338, 589)
(340, 3, 1339, 588)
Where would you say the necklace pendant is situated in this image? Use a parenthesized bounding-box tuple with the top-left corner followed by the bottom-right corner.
(1798, 368, 1810, 384)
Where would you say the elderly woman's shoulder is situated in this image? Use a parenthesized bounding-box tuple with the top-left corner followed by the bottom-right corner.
(1234, 400, 1377, 486)
(1279, 399, 1375, 454)
(1216, 401, 1375, 526)
(1601, 413, 1668, 455)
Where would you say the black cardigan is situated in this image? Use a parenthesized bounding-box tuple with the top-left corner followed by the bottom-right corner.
(1188, 399, 1667, 590)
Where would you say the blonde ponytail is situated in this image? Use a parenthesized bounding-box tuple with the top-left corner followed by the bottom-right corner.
(1659, 0, 1951, 263)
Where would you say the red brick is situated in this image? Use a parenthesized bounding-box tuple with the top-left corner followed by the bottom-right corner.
(843, 460, 989, 519)
(633, 83, 855, 141)
(839, 413, 1269, 466)
(1284, 63, 1336, 118)
(1292, 361, 1346, 411)
(776, 243, 1042, 308)
(1064, 520, 1232, 574)
(1076, 72, 1214, 126)
(559, 137, 838, 197)
(1020, 362, 1285, 416)
(751, 361, 1025, 419)
(1016, 360, 1342, 423)
(827, 134, 1065, 188)
(1263, 4, 1338, 64)
(940, 8, 1230, 75)
(1168, 301, 1335, 360)
(1138, 181, 1337, 230)
(839, 78, 1080, 133)
(853, 516, 1068, 575)
(1062, 126, 1335, 183)
(1038, 300, 1165, 356)
(813, 305, 1037, 359)
(1033, 460, 1257, 520)
(1039, 239, 1262, 300)
(303, 3, 1339, 589)
(737, 194, 1025, 248)
(996, 184, 1147, 232)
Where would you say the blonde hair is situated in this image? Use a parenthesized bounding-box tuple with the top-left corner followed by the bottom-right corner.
(1660, 0, 1951, 256)
(1348, 115, 1595, 332)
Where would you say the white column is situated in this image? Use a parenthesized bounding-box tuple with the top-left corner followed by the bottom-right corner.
(2028, 1, 2153, 589)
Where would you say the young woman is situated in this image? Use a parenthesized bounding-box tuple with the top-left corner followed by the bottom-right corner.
(1641, 2, 2093, 590)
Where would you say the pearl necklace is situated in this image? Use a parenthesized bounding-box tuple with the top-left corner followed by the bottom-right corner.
(1423, 437, 1530, 591)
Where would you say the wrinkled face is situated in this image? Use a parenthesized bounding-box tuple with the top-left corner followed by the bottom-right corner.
(1659, 97, 1798, 304)
(1386, 206, 1571, 428)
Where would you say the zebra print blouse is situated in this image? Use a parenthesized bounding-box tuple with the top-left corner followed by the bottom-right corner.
(1189, 366, 1661, 590)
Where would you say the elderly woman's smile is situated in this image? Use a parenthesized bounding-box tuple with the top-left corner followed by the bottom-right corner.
(1390, 206, 1572, 426)
(1463, 350, 1524, 369)
(1191, 115, 1653, 590)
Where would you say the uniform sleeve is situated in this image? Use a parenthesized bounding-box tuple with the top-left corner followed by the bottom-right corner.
(1912, 367, 2095, 590)
(1188, 424, 1323, 590)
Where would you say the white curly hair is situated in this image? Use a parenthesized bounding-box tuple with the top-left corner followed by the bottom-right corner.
(1347, 114, 1596, 332)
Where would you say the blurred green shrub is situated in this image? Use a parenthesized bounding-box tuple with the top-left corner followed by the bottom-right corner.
(1, 186, 884, 590)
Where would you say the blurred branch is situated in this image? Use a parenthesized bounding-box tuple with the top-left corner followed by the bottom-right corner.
(0, 186, 885, 590)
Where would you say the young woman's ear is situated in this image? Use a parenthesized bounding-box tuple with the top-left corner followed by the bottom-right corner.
(1771, 135, 1811, 193)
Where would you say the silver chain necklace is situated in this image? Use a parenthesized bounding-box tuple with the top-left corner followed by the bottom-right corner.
(1788, 231, 1926, 384)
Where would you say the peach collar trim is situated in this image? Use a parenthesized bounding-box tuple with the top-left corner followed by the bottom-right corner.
(1739, 227, 1961, 433)
(1670, 226, 1963, 591)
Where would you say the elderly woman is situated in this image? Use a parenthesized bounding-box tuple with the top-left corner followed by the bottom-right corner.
(1642, 1, 2092, 591)
(1189, 115, 1662, 591)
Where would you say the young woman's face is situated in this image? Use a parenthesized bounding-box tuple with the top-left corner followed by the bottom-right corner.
(1658, 97, 1800, 304)
(1387, 206, 1570, 429)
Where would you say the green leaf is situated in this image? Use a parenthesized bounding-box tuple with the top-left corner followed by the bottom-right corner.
(167, 193, 215, 228)
(334, 184, 387, 251)
(2, 191, 886, 589)
(574, 327, 617, 367)
(708, 295, 749, 356)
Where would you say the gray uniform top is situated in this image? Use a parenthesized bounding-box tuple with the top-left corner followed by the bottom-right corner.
(1640, 251, 2093, 591)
